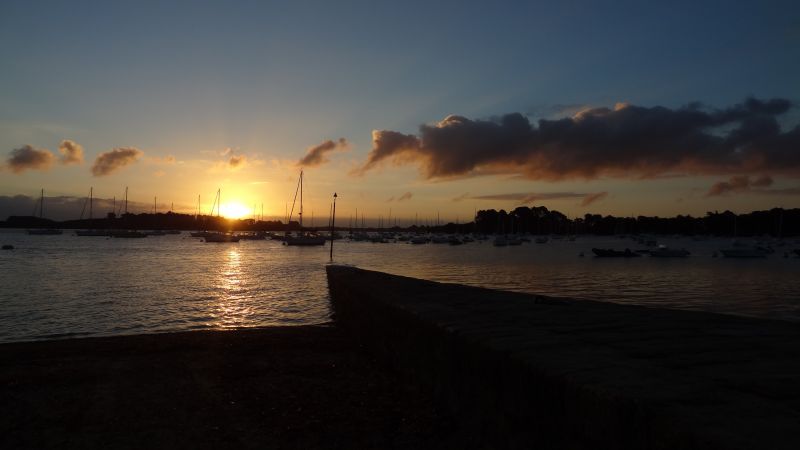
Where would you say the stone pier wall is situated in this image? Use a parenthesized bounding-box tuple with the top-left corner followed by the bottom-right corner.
(326, 265, 800, 450)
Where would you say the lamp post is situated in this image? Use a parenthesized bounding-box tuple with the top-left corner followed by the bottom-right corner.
(330, 192, 337, 261)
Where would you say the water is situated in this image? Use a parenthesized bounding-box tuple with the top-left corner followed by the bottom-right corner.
(1, 229, 799, 343)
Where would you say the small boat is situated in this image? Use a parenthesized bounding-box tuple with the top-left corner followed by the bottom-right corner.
(431, 235, 449, 244)
(284, 233, 326, 246)
(448, 237, 463, 245)
(592, 248, 641, 257)
(493, 236, 508, 247)
(75, 230, 110, 237)
(535, 237, 548, 244)
(649, 246, 690, 257)
(110, 230, 147, 238)
(204, 233, 240, 243)
(409, 236, 428, 244)
(28, 229, 64, 235)
(237, 232, 267, 240)
(190, 231, 215, 238)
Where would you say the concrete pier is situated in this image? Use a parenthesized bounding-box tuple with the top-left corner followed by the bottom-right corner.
(326, 265, 800, 450)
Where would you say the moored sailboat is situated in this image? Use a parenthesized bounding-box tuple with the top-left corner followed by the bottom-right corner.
(284, 170, 326, 246)
(27, 189, 63, 235)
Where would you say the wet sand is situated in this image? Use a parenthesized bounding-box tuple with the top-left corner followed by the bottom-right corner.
(0, 325, 455, 450)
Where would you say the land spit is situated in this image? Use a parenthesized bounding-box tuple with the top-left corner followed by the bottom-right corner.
(327, 265, 800, 450)
(0, 326, 454, 449)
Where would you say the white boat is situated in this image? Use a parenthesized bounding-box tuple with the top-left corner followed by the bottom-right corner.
(284, 169, 326, 246)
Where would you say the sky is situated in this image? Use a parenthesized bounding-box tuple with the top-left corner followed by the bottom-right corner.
(1, 0, 799, 223)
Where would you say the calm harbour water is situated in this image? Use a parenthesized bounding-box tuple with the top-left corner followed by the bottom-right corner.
(1, 229, 799, 343)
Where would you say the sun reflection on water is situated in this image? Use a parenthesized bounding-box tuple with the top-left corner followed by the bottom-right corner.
(212, 247, 253, 328)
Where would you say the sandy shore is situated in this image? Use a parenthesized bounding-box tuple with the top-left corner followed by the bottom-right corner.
(0, 325, 455, 449)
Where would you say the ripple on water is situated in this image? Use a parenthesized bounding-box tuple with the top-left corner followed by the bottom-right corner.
(1, 232, 799, 342)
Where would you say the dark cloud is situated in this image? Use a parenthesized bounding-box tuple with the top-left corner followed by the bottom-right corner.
(397, 192, 413, 202)
(91, 148, 143, 176)
(352, 131, 421, 175)
(472, 192, 588, 204)
(229, 154, 246, 169)
(6, 145, 55, 173)
(354, 97, 800, 180)
(581, 191, 608, 206)
(705, 174, 795, 197)
(58, 140, 84, 165)
(298, 138, 349, 167)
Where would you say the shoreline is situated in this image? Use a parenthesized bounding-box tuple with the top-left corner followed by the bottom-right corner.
(4, 268, 800, 448)
(0, 325, 455, 449)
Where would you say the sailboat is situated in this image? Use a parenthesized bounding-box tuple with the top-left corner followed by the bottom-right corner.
(201, 189, 240, 243)
(110, 187, 147, 238)
(76, 187, 108, 236)
(284, 170, 326, 246)
(27, 189, 64, 235)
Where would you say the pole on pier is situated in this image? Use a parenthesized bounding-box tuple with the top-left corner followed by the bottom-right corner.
(330, 192, 337, 261)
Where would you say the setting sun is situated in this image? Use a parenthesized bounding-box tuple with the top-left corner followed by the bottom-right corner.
(219, 202, 251, 219)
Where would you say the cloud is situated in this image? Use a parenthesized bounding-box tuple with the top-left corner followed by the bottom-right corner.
(228, 154, 247, 169)
(706, 174, 779, 196)
(397, 192, 413, 202)
(6, 145, 55, 173)
(469, 191, 608, 206)
(148, 155, 176, 164)
(354, 97, 800, 181)
(91, 147, 143, 176)
(581, 191, 608, 206)
(452, 192, 470, 202)
(58, 140, 84, 165)
(471, 192, 586, 204)
(298, 138, 349, 167)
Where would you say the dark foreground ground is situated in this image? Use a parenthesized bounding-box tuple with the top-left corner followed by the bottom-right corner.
(0, 325, 456, 450)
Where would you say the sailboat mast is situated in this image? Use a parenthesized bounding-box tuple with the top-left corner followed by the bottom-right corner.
(89, 187, 93, 220)
(40, 189, 44, 218)
(299, 170, 304, 228)
(124, 186, 128, 215)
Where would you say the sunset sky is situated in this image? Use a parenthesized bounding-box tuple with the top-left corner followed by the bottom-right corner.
(2, 0, 799, 223)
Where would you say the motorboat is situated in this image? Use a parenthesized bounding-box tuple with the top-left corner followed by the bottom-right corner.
(592, 248, 641, 257)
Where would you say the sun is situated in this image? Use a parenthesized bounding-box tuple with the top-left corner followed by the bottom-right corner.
(219, 202, 251, 219)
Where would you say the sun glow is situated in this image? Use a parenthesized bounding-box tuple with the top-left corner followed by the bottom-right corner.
(219, 202, 252, 219)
